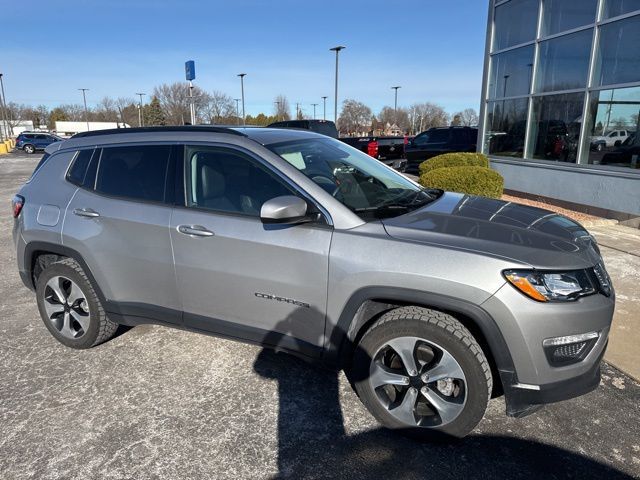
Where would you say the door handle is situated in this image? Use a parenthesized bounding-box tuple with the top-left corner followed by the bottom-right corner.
(73, 208, 100, 218)
(178, 225, 215, 237)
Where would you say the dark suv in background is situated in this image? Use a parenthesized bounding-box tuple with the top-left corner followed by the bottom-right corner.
(268, 119, 339, 138)
(16, 132, 63, 154)
(405, 126, 478, 173)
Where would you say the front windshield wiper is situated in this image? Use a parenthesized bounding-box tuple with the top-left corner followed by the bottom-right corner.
(353, 189, 442, 216)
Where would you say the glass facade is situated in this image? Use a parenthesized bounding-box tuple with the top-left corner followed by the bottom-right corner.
(482, 0, 640, 172)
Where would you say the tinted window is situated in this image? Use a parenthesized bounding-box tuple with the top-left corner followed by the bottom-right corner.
(602, 0, 640, 18)
(594, 14, 640, 87)
(95, 145, 172, 203)
(535, 29, 592, 93)
(35, 134, 47, 140)
(310, 122, 338, 138)
(66, 149, 94, 186)
(423, 129, 451, 144)
(186, 146, 293, 216)
(489, 45, 535, 98)
(528, 93, 584, 162)
(541, 0, 597, 36)
(492, 0, 539, 51)
(23, 134, 34, 139)
(484, 98, 529, 158)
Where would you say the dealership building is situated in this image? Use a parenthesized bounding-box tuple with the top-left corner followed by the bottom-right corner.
(478, 0, 640, 225)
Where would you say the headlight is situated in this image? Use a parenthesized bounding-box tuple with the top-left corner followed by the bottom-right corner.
(503, 269, 596, 302)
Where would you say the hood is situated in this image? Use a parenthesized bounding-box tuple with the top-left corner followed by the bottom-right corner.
(382, 192, 601, 269)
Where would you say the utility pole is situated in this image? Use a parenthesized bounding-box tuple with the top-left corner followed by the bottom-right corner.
(321, 96, 328, 121)
(237, 73, 246, 125)
(391, 86, 401, 125)
(274, 101, 281, 121)
(234, 98, 241, 125)
(330, 46, 345, 125)
(78, 88, 90, 131)
(0, 73, 7, 140)
(295, 102, 301, 119)
(311, 103, 318, 120)
(135, 92, 146, 127)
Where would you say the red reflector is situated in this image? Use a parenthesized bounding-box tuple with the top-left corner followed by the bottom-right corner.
(12, 195, 24, 218)
(367, 140, 379, 158)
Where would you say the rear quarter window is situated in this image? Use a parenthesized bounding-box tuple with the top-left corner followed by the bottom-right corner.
(66, 149, 95, 187)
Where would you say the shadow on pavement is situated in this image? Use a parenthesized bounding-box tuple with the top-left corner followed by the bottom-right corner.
(253, 315, 633, 480)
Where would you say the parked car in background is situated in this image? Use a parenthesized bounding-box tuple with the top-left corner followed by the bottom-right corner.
(340, 136, 408, 172)
(16, 132, 63, 154)
(404, 127, 478, 173)
(267, 119, 338, 138)
(600, 134, 639, 168)
(590, 129, 630, 151)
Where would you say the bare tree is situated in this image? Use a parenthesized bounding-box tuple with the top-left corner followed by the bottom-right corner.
(454, 108, 479, 127)
(378, 106, 410, 133)
(93, 96, 119, 122)
(115, 97, 138, 126)
(408, 102, 450, 134)
(273, 94, 291, 121)
(338, 99, 372, 135)
(201, 91, 235, 124)
(153, 82, 208, 125)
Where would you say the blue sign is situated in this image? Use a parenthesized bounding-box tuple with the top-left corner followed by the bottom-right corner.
(185, 60, 196, 81)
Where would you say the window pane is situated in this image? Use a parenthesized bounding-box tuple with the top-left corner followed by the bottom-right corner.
(484, 98, 529, 157)
(528, 93, 584, 162)
(492, 0, 539, 51)
(594, 15, 640, 87)
(602, 0, 640, 18)
(541, 0, 597, 36)
(489, 45, 535, 98)
(66, 149, 94, 186)
(96, 145, 172, 202)
(186, 146, 293, 216)
(581, 86, 640, 169)
(535, 29, 592, 93)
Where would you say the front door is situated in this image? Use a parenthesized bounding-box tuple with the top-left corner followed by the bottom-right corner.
(170, 144, 332, 357)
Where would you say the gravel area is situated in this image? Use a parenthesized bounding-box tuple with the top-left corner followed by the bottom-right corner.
(501, 194, 604, 223)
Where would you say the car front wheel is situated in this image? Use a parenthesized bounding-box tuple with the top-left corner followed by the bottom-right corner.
(352, 306, 492, 440)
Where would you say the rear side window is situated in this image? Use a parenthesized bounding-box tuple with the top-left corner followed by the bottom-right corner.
(66, 149, 95, 186)
(95, 145, 173, 203)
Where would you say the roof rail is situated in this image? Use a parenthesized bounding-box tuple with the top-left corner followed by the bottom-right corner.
(71, 125, 246, 139)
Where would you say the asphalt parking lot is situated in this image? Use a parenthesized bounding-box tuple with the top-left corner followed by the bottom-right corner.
(1, 152, 639, 480)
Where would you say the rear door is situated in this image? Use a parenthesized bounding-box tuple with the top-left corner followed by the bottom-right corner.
(170, 143, 332, 356)
(62, 144, 181, 324)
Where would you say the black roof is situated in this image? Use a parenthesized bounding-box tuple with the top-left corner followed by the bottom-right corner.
(71, 125, 246, 139)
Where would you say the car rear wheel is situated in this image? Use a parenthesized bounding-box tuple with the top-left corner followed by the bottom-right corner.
(352, 306, 492, 440)
(23, 144, 36, 154)
(35, 258, 118, 349)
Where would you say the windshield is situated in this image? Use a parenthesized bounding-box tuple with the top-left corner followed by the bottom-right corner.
(267, 137, 441, 219)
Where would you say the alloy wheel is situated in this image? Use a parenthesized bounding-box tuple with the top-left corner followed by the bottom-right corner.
(369, 336, 467, 427)
(42, 276, 90, 339)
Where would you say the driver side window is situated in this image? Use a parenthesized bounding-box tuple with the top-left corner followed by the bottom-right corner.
(185, 146, 294, 217)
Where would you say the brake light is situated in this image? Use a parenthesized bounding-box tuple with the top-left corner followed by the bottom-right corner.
(11, 195, 24, 218)
(367, 140, 379, 158)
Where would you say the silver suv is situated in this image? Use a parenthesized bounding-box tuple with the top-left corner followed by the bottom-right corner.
(12, 126, 614, 440)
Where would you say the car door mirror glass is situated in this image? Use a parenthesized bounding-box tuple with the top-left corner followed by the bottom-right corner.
(260, 195, 309, 224)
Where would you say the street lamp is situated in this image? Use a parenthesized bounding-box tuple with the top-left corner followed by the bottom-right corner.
(234, 98, 241, 126)
(135, 92, 146, 127)
(0, 73, 8, 139)
(329, 45, 346, 125)
(274, 101, 281, 121)
(391, 86, 401, 126)
(311, 103, 318, 120)
(78, 88, 90, 131)
(295, 102, 301, 119)
(237, 73, 246, 125)
(321, 96, 328, 121)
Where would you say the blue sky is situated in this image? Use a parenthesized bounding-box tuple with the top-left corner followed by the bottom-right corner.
(2, 0, 489, 118)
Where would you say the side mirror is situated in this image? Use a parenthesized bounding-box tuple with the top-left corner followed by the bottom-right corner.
(260, 195, 309, 224)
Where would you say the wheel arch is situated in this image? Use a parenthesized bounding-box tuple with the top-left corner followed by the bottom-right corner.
(326, 287, 516, 394)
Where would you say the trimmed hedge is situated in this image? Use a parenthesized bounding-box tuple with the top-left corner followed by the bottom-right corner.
(419, 165, 504, 199)
(418, 152, 489, 176)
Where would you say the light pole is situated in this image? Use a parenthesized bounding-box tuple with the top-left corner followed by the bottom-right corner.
(391, 86, 401, 126)
(237, 73, 246, 125)
(296, 102, 301, 119)
(274, 101, 281, 121)
(234, 98, 241, 125)
(135, 92, 146, 127)
(330, 45, 345, 126)
(321, 96, 328, 121)
(0, 73, 8, 139)
(78, 88, 90, 131)
(311, 103, 318, 120)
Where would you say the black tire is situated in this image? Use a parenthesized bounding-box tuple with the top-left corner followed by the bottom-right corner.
(23, 144, 36, 154)
(352, 306, 492, 440)
(35, 258, 118, 349)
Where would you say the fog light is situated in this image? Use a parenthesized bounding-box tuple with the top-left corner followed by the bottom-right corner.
(543, 332, 599, 366)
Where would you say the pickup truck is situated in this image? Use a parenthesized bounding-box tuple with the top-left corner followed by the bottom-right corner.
(267, 120, 408, 172)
